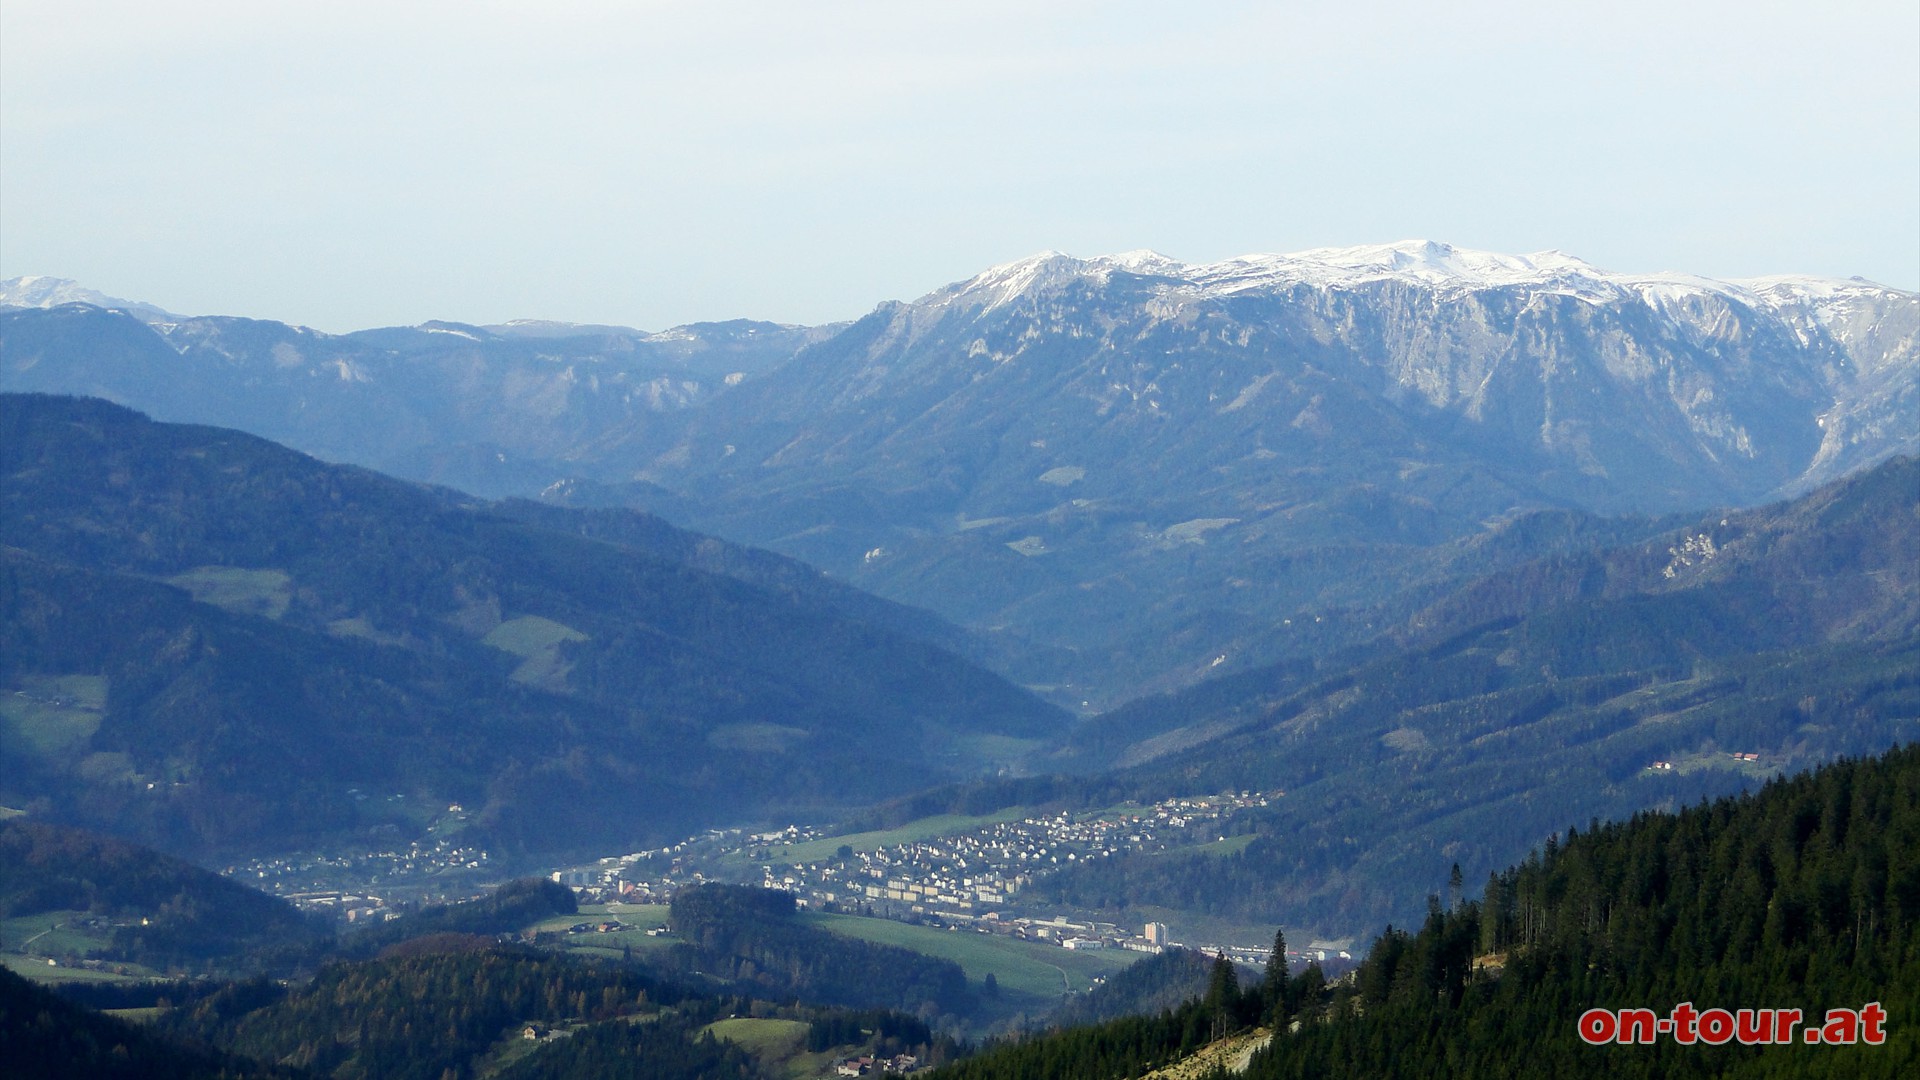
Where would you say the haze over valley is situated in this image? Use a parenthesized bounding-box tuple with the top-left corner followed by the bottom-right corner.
(5, 239, 1917, 904)
(5, 233, 1919, 1074)
(7, 1, 1918, 1071)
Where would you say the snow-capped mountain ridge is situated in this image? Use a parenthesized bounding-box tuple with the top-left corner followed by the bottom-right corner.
(0, 275, 178, 322)
(945, 241, 1908, 319)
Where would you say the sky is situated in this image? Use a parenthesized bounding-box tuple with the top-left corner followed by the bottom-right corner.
(3, 1, 1916, 332)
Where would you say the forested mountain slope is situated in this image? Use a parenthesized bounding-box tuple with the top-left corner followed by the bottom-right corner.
(0, 967, 294, 1080)
(934, 741, 1920, 1079)
(0, 394, 1065, 862)
(0, 819, 325, 973)
(869, 457, 1920, 936)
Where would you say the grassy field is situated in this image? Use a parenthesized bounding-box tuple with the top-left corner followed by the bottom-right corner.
(550, 929, 679, 960)
(483, 615, 588, 657)
(801, 912, 1136, 999)
(532, 902, 672, 930)
(753, 808, 1033, 865)
(0, 911, 167, 983)
(1169, 833, 1258, 859)
(1, 911, 113, 956)
(0, 674, 106, 760)
(0, 954, 153, 983)
(535, 903, 679, 960)
(14, 674, 106, 710)
(702, 1017, 811, 1056)
(166, 566, 292, 619)
(483, 615, 588, 686)
(702, 1017, 852, 1080)
(950, 733, 1050, 772)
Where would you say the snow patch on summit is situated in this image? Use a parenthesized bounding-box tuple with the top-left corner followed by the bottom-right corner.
(930, 242, 1914, 317)
(0, 276, 178, 322)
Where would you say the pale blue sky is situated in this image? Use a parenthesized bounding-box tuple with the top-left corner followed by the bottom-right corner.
(3, 1, 1915, 331)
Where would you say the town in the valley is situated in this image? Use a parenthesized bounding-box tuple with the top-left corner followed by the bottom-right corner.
(228, 788, 1351, 966)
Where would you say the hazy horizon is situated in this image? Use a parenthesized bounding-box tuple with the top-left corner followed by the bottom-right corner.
(4, 1, 1915, 333)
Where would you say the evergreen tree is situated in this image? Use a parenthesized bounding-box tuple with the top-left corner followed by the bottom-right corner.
(1262, 928, 1289, 1026)
(1204, 952, 1240, 1040)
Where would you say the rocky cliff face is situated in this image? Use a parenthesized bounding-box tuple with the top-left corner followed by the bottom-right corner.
(655, 244, 1914, 516)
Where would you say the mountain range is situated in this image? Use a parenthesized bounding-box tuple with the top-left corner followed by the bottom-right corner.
(7, 245, 1914, 706)
(4, 243, 1918, 933)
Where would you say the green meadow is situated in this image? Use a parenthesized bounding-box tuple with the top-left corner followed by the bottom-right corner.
(801, 911, 1136, 1000)
(0, 674, 107, 761)
(165, 566, 292, 619)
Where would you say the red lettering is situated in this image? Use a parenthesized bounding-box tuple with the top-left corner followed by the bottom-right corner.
(1618, 1008, 1658, 1045)
(1670, 1002, 1698, 1044)
(1821, 1009, 1859, 1045)
(1581, 1003, 1881, 1045)
(1861, 1002, 1886, 1045)
(1579, 1008, 1616, 1045)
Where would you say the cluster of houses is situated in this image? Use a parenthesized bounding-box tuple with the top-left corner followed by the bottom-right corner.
(522, 792, 1328, 966)
(541, 792, 1280, 921)
(737, 792, 1282, 921)
(226, 810, 494, 914)
(834, 1052, 922, 1075)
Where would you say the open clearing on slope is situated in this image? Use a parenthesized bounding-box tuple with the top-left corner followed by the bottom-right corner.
(533, 903, 678, 960)
(801, 911, 1135, 999)
(483, 615, 588, 687)
(701, 1017, 811, 1056)
(166, 566, 292, 619)
(0, 674, 106, 760)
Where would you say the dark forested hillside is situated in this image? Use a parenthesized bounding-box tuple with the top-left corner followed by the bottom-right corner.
(161, 947, 738, 1080)
(0, 819, 325, 972)
(336, 877, 576, 959)
(666, 884, 973, 1019)
(0, 966, 293, 1080)
(155, 942, 959, 1080)
(1014, 456, 1920, 933)
(1241, 742, 1920, 1078)
(934, 742, 1920, 1079)
(0, 393, 1065, 862)
(1047, 946, 1218, 1029)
